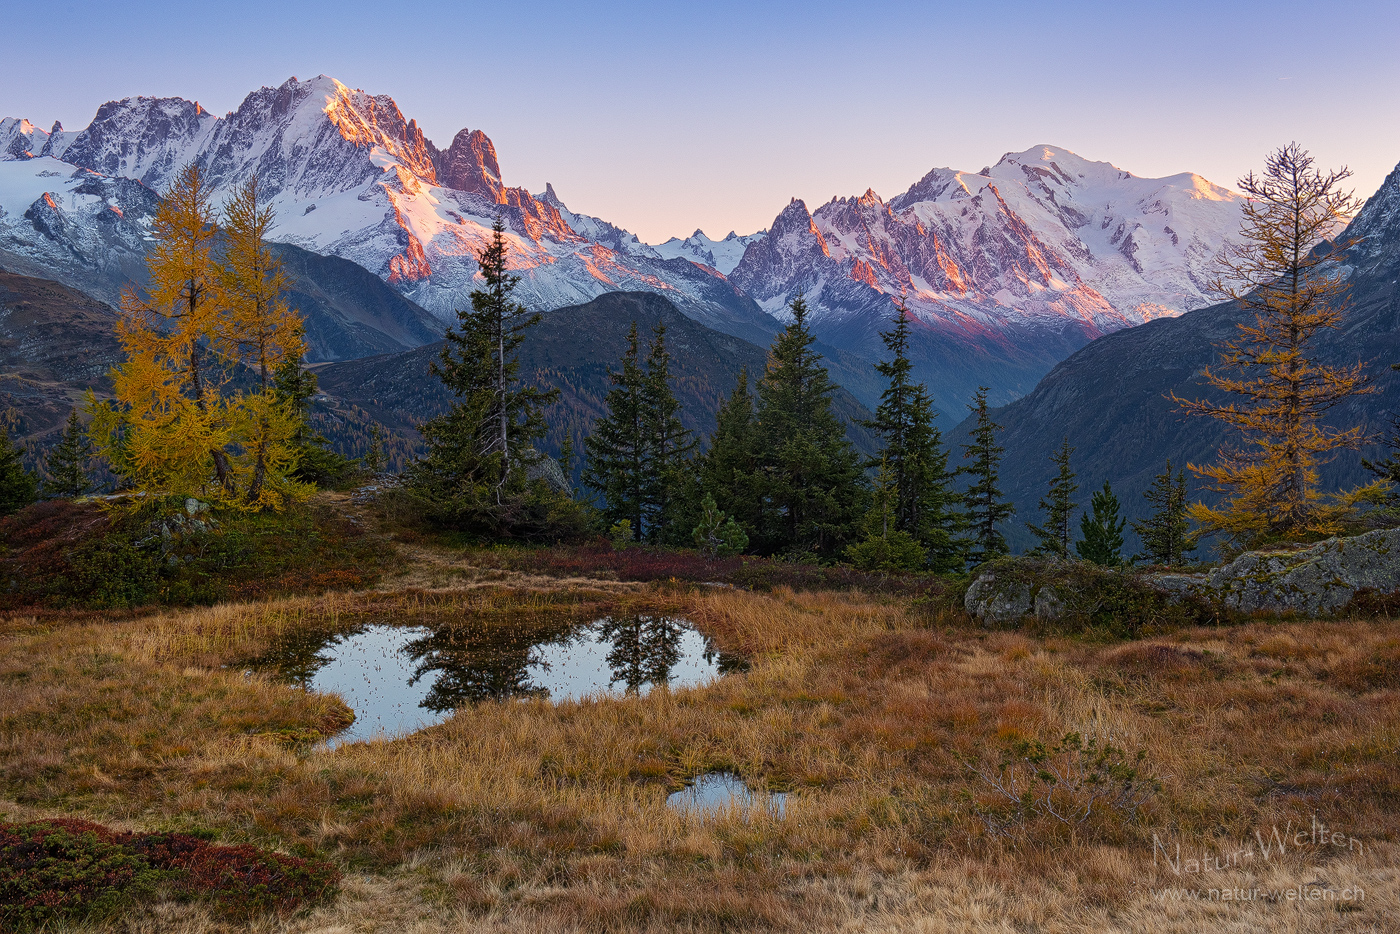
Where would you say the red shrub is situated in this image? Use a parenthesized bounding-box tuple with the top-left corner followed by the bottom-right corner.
(0, 819, 339, 929)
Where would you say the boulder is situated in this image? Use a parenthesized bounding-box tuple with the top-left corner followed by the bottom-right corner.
(964, 567, 1034, 624)
(1144, 528, 1400, 616)
(964, 558, 1219, 634)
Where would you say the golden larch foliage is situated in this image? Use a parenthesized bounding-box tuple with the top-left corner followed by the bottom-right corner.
(90, 166, 311, 510)
(218, 176, 310, 508)
(1172, 143, 1383, 548)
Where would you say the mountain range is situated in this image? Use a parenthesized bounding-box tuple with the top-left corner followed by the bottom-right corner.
(1, 75, 1246, 413)
(957, 157, 1400, 555)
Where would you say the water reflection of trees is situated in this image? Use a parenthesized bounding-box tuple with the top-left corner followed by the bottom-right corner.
(596, 615, 686, 694)
(402, 617, 575, 711)
(259, 615, 747, 715)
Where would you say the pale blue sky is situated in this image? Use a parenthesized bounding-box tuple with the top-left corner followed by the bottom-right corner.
(4, 0, 1398, 242)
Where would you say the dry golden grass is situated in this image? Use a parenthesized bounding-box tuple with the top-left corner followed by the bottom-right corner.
(2, 580, 1398, 932)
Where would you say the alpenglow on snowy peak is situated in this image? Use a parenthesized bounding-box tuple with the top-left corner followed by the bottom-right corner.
(0, 75, 776, 343)
(0, 78, 1247, 409)
(732, 145, 1244, 334)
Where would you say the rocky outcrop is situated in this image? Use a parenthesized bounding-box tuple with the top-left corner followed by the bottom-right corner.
(1146, 529, 1400, 616)
(964, 531, 1400, 630)
(962, 557, 1218, 634)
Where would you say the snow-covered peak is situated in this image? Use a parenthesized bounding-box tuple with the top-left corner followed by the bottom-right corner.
(533, 182, 656, 258)
(60, 95, 217, 186)
(651, 227, 765, 274)
(1344, 155, 1400, 275)
(0, 118, 42, 159)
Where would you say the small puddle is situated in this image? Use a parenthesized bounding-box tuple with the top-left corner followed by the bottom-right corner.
(667, 772, 787, 818)
(257, 616, 741, 746)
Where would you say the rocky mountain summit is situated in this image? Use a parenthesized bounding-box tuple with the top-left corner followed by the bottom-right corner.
(1, 80, 1249, 410)
(729, 146, 1244, 408)
(950, 152, 1400, 553)
(0, 76, 776, 346)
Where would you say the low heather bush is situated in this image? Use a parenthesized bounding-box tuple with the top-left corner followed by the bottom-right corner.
(0, 818, 340, 930)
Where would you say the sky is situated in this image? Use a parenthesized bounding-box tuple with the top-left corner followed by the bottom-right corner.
(4, 0, 1398, 244)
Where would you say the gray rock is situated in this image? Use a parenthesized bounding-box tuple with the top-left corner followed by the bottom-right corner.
(1034, 585, 1067, 621)
(965, 570, 1033, 625)
(1145, 528, 1400, 616)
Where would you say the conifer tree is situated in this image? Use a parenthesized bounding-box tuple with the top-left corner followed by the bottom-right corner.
(698, 369, 762, 542)
(641, 322, 697, 543)
(41, 409, 94, 499)
(1132, 461, 1191, 565)
(0, 426, 37, 515)
(271, 361, 356, 486)
(364, 423, 385, 473)
(1172, 144, 1377, 548)
(410, 217, 560, 532)
(1362, 363, 1400, 520)
(752, 296, 865, 557)
(583, 323, 648, 539)
(1076, 481, 1126, 565)
(845, 459, 926, 571)
(1026, 438, 1078, 557)
(692, 493, 748, 557)
(960, 387, 1014, 565)
(865, 305, 960, 571)
(92, 163, 237, 500)
(218, 175, 308, 508)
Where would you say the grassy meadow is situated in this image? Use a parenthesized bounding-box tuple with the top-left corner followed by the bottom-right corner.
(2, 509, 1399, 932)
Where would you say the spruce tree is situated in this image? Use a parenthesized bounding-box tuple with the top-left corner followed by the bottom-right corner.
(640, 322, 696, 544)
(1077, 481, 1126, 565)
(364, 423, 385, 473)
(1026, 438, 1078, 557)
(844, 459, 926, 572)
(271, 361, 356, 486)
(698, 369, 762, 543)
(960, 387, 1014, 566)
(410, 217, 560, 532)
(1132, 461, 1191, 565)
(692, 493, 748, 557)
(583, 323, 648, 540)
(752, 296, 865, 557)
(0, 426, 37, 515)
(865, 306, 961, 571)
(1362, 363, 1400, 520)
(41, 409, 95, 499)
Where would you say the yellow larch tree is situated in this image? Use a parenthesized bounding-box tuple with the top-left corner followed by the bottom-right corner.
(92, 163, 238, 502)
(1172, 143, 1380, 549)
(218, 175, 309, 509)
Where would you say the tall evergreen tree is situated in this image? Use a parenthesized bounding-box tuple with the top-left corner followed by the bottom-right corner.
(41, 409, 95, 499)
(865, 306, 961, 571)
(698, 369, 763, 542)
(960, 387, 1014, 566)
(1077, 481, 1126, 565)
(1132, 461, 1192, 565)
(751, 296, 865, 557)
(1026, 438, 1078, 557)
(844, 459, 926, 572)
(0, 426, 37, 515)
(271, 361, 357, 486)
(640, 322, 697, 543)
(583, 323, 648, 539)
(1362, 363, 1400, 520)
(410, 217, 560, 533)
